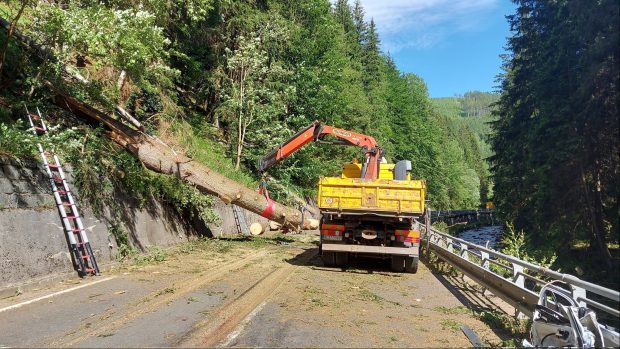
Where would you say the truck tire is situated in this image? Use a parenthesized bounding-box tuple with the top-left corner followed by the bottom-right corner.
(321, 251, 336, 267)
(405, 256, 419, 273)
(335, 252, 349, 268)
(390, 256, 405, 272)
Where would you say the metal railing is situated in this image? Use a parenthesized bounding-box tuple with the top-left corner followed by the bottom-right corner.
(419, 223, 620, 322)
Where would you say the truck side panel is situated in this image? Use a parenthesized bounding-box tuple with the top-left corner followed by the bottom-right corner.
(317, 177, 425, 214)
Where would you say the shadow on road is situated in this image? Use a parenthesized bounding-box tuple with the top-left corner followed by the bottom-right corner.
(285, 249, 412, 277)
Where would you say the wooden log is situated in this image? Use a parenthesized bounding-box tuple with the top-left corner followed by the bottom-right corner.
(50, 88, 308, 230)
(269, 221, 281, 231)
(249, 222, 268, 236)
(303, 218, 319, 230)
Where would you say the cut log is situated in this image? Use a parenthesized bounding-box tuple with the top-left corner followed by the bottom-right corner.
(269, 221, 281, 231)
(303, 218, 319, 230)
(249, 222, 269, 236)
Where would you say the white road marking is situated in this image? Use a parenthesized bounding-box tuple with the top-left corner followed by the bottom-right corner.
(220, 301, 267, 347)
(0, 276, 116, 314)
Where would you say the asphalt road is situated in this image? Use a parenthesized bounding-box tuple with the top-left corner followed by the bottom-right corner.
(0, 234, 514, 347)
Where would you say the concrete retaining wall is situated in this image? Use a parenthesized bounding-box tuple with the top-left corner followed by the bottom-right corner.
(0, 156, 265, 288)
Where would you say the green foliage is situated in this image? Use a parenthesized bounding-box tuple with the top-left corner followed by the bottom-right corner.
(500, 223, 556, 268)
(108, 222, 138, 259)
(59, 126, 219, 227)
(431, 97, 461, 118)
(431, 93, 497, 208)
(133, 246, 168, 265)
(458, 91, 499, 118)
(172, 119, 256, 187)
(432, 221, 449, 233)
(126, 87, 164, 122)
(217, 25, 295, 170)
(0, 120, 38, 158)
(439, 319, 460, 332)
(32, 1, 176, 83)
(0, 116, 81, 159)
(476, 309, 529, 344)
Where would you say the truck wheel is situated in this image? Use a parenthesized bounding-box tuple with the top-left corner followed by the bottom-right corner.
(405, 256, 419, 273)
(335, 252, 349, 268)
(321, 251, 336, 267)
(390, 256, 405, 272)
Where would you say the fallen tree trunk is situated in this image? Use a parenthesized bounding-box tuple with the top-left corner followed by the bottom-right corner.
(51, 89, 306, 230)
(262, 175, 320, 218)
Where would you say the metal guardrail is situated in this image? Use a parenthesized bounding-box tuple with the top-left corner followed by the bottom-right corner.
(419, 224, 620, 322)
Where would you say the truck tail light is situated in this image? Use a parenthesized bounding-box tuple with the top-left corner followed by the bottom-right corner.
(394, 229, 420, 243)
(321, 224, 345, 232)
(321, 229, 343, 241)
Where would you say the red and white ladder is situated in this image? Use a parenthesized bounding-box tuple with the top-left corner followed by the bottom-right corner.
(26, 108, 100, 276)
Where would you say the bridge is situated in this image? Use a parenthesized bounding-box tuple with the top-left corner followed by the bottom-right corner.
(431, 209, 496, 225)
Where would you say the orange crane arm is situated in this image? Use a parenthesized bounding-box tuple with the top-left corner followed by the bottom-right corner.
(259, 120, 383, 179)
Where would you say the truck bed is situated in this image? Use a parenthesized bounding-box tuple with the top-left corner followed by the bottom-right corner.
(317, 176, 425, 215)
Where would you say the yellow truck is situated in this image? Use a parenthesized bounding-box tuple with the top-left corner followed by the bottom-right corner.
(317, 161, 425, 272)
(259, 120, 426, 272)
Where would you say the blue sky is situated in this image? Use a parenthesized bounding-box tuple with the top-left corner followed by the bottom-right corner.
(358, 0, 516, 97)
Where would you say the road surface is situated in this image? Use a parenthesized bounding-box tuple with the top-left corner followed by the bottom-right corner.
(0, 233, 514, 347)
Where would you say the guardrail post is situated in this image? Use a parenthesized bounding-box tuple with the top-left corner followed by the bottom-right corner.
(447, 237, 453, 253)
(425, 207, 431, 253)
(460, 245, 469, 261)
(511, 264, 527, 319)
(512, 264, 524, 288)
(571, 285, 587, 308)
(481, 251, 489, 270)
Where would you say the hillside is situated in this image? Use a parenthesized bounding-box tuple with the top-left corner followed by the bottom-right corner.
(1, 0, 489, 217)
(430, 92, 499, 206)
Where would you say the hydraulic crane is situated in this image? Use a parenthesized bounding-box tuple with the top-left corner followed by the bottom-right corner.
(259, 120, 426, 273)
(258, 120, 384, 180)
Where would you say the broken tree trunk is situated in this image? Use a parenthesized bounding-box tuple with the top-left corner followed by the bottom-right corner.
(51, 88, 306, 230)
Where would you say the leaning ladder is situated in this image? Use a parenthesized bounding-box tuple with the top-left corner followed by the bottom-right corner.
(26, 108, 100, 276)
(232, 204, 249, 236)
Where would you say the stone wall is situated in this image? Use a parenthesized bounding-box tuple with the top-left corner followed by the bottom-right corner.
(0, 156, 265, 288)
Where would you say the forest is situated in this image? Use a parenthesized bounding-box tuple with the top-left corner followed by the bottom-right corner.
(1, 0, 618, 280)
(491, 0, 618, 282)
(0, 0, 488, 213)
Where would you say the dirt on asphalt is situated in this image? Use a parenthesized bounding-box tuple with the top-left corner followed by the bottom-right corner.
(0, 232, 518, 347)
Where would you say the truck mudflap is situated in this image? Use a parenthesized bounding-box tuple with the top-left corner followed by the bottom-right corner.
(321, 243, 418, 257)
